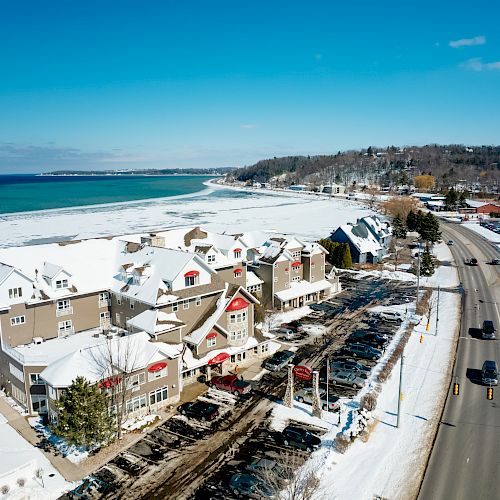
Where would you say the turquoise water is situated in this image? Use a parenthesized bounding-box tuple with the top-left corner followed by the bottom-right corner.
(0, 175, 215, 214)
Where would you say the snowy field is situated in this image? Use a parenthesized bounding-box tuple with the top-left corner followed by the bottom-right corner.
(0, 413, 74, 499)
(0, 185, 373, 248)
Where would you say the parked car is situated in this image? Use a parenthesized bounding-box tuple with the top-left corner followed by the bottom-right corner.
(209, 374, 251, 395)
(281, 321, 303, 332)
(272, 327, 296, 340)
(345, 343, 382, 361)
(347, 332, 388, 348)
(481, 320, 496, 340)
(329, 370, 365, 389)
(246, 458, 283, 477)
(281, 425, 321, 452)
(229, 473, 273, 498)
(294, 387, 339, 411)
(447, 240, 454, 246)
(378, 310, 403, 323)
(481, 360, 498, 386)
(330, 359, 371, 375)
(264, 350, 295, 371)
(177, 401, 219, 421)
(310, 302, 332, 312)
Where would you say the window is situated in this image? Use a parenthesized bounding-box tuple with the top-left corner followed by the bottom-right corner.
(229, 328, 247, 342)
(234, 270, 242, 278)
(127, 372, 146, 389)
(55, 279, 69, 289)
(115, 313, 121, 324)
(58, 320, 73, 336)
(129, 299, 135, 310)
(292, 276, 300, 282)
(11, 385, 26, 405)
(116, 294, 123, 305)
(150, 386, 169, 406)
(148, 367, 168, 382)
(195, 297, 202, 307)
(230, 352, 246, 363)
(126, 394, 147, 413)
(30, 373, 44, 385)
(9, 363, 24, 382)
(10, 315, 26, 326)
(183, 299, 189, 310)
(99, 292, 109, 301)
(57, 299, 71, 310)
(207, 255, 216, 263)
(292, 250, 301, 259)
(8, 287, 22, 299)
(229, 311, 247, 323)
(207, 336, 216, 348)
(172, 302, 178, 312)
(100, 311, 111, 328)
(234, 250, 241, 259)
(48, 386, 57, 400)
(185, 275, 199, 287)
(274, 277, 278, 283)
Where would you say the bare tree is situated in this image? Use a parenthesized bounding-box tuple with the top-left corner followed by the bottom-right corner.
(90, 335, 143, 439)
(256, 450, 322, 500)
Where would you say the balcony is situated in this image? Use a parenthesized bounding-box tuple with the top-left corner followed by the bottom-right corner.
(56, 306, 73, 317)
(99, 299, 111, 308)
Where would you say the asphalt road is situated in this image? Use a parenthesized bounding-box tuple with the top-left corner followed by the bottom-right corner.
(419, 222, 500, 500)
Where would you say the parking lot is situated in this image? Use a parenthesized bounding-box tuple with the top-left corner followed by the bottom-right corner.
(66, 275, 415, 500)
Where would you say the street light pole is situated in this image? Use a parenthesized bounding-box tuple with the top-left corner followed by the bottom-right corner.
(416, 241, 421, 309)
(397, 351, 405, 428)
(436, 285, 440, 335)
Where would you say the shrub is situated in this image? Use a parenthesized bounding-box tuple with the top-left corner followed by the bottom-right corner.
(17, 478, 26, 487)
(334, 433, 352, 454)
(0, 485, 9, 495)
(360, 393, 377, 411)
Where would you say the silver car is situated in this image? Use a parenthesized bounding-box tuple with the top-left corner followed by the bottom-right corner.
(330, 370, 365, 389)
(294, 387, 339, 411)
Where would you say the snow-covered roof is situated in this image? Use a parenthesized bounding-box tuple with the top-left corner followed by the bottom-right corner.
(182, 336, 259, 370)
(42, 262, 67, 280)
(274, 279, 333, 302)
(465, 199, 489, 208)
(246, 270, 264, 287)
(126, 309, 185, 335)
(359, 216, 391, 239)
(40, 331, 182, 388)
(0, 262, 14, 285)
(336, 223, 382, 255)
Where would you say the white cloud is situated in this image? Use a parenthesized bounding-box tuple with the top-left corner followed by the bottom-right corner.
(461, 57, 500, 71)
(240, 124, 256, 129)
(449, 35, 486, 48)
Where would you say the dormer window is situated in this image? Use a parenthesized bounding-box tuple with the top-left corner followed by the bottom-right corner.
(233, 248, 242, 259)
(55, 279, 69, 289)
(207, 255, 216, 263)
(184, 270, 199, 287)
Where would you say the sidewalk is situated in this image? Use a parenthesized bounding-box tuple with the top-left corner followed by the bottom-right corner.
(0, 396, 83, 482)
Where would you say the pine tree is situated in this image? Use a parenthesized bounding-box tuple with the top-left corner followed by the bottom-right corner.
(52, 377, 115, 448)
(392, 215, 407, 239)
(419, 212, 441, 243)
(340, 243, 352, 268)
(406, 210, 419, 232)
(420, 247, 435, 276)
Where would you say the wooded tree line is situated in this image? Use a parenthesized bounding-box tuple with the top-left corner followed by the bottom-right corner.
(318, 239, 352, 269)
(232, 145, 500, 193)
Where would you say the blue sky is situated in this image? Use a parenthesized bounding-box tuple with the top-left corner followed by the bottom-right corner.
(0, 0, 499, 173)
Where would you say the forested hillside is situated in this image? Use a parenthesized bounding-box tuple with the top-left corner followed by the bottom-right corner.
(232, 145, 500, 192)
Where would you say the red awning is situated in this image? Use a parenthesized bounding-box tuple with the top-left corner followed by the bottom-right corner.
(208, 352, 229, 365)
(206, 332, 217, 339)
(234, 268, 242, 274)
(226, 297, 249, 311)
(291, 261, 301, 267)
(148, 361, 167, 373)
(233, 248, 242, 252)
(285, 268, 289, 272)
(98, 376, 122, 389)
(184, 270, 199, 277)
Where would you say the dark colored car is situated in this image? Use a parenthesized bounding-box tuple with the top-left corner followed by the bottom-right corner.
(281, 425, 321, 452)
(209, 374, 252, 395)
(228, 473, 273, 498)
(482, 320, 496, 340)
(466, 257, 478, 266)
(490, 258, 500, 265)
(481, 360, 498, 386)
(264, 350, 295, 371)
(345, 343, 382, 361)
(330, 359, 371, 375)
(347, 332, 389, 348)
(310, 302, 332, 312)
(177, 401, 219, 421)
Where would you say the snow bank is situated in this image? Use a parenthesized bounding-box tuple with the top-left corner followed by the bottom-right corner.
(462, 222, 500, 243)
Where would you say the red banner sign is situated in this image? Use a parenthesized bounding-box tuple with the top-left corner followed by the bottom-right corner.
(293, 365, 312, 381)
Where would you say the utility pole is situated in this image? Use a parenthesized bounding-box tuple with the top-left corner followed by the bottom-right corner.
(326, 356, 330, 411)
(416, 241, 421, 309)
(397, 352, 405, 428)
(436, 285, 440, 335)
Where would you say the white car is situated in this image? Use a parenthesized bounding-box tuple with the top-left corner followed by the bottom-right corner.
(379, 310, 403, 322)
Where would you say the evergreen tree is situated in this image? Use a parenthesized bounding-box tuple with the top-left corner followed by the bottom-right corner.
(52, 377, 115, 448)
(458, 191, 467, 208)
(339, 243, 352, 268)
(317, 239, 352, 269)
(420, 247, 435, 276)
(406, 210, 419, 232)
(445, 188, 458, 209)
(392, 215, 407, 239)
(419, 212, 441, 243)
